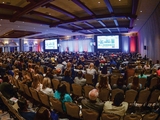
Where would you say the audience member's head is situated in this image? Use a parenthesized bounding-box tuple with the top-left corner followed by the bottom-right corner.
(17, 98, 28, 112)
(34, 107, 51, 120)
(77, 71, 83, 78)
(42, 77, 51, 89)
(113, 92, 124, 106)
(88, 89, 99, 101)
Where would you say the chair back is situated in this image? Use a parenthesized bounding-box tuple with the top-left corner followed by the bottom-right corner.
(38, 91, 50, 107)
(101, 113, 120, 120)
(83, 85, 94, 98)
(124, 89, 138, 103)
(51, 79, 60, 90)
(136, 89, 150, 104)
(49, 97, 64, 113)
(72, 83, 82, 96)
(110, 75, 119, 86)
(18, 80, 25, 92)
(85, 73, 93, 85)
(65, 102, 81, 119)
(127, 76, 134, 84)
(139, 78, 147, 88)
(149, 77, 158, 89)
(148, 89, 160, 103)
(61, 81, 71, 93)
(29, 87, 41, 102)
(111, 88, 124, 101)
(13, 79, 19, 88)
(124, 114, 142, 120)
(99, 88, 110, 101)
(23, 84, 32, 97)
(142, 113, 158, 120)
(82, 109, 99, 120)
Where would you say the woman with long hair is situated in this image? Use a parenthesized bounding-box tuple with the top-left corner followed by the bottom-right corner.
(31, 74, 42, 92)
(127, 76, 142, 91)
(54, 83, 72, 112)
(41, 77, 54, 97)
(96, 74, 111, 91)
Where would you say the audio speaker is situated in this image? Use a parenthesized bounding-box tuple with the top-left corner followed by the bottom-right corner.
(144, 46, 147, 50)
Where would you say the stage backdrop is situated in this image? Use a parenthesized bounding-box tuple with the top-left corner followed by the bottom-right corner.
(59, 38, 94, 52)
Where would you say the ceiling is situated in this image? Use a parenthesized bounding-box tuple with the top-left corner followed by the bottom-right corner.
(0, 0, 159, 39)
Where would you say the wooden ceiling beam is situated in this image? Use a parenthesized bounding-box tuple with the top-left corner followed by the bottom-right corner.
(69, 23, 83, 29)
(72, 25, 131, 32)
(10, 0, 53, 22)
(45, 3, 78, 19)
(30, 11, 63, 22)
(0, 3, 22, 11)
(104, 0, 114, 13)
(83, 22, 95, 28)
(71, 0, 95, 16)
(130, 0, 139, 28)
(50, 13, 136, 27)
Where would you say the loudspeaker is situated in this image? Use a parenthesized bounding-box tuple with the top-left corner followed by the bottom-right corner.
(144, 46, 147, 50)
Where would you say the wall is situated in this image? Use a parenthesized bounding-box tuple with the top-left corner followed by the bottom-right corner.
(138, 2, 160, 62)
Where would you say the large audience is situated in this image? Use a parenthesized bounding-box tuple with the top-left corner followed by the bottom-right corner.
(0, 51, 160, 120)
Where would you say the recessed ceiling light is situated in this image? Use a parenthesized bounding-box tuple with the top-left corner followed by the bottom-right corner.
(140, 11, 142, 12)
(98, 2, 100, 3)
(119, 0, 121, 1)
(2, 2, 4, 4)
(137, 19, 139, 20)
(23, 22, 24, 23)
(0, 19, 2, 20)
(18, 26, 19, 27)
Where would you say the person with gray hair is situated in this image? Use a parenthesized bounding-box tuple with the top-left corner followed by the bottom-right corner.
(81, 89, 104, 114)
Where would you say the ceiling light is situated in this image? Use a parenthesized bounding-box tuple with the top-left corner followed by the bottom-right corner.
(2, 2, 4, 4)
(98, 2, 100, 3)
(137, 19, 139, 20)
(0, 24, 1, 26)
(119, 0, 121, 1)
(140, 11, 142, 12)
(0, 19, 2, 20)
(18, 26, 19, 27)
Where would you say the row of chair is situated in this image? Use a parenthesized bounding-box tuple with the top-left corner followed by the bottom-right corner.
(0, 92, 25, 120)
(7, 77, 160, 120)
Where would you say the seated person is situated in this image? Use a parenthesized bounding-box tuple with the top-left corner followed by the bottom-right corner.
(112, 75, 126, 91)
(74, 71, 86, 86)
(17, 98, 36, 120)
(34, 106, 52, 120)
(81, 89, 104, 114)
(0, 75, 18, 99)
(41, 77, 54, 97)
(103, 92, 128, 118)
(127, 76, 142, 90)
(54, 83, 72, 112)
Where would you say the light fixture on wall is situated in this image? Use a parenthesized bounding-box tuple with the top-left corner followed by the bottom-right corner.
(58, 44, 61, 47)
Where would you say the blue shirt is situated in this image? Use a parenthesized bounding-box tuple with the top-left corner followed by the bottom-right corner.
(19, 111, 36, 120)
(54, 90, 72, 111)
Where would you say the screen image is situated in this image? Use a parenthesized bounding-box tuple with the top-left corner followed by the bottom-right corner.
(45, 39, 57, 50)
(97, 35, 119, 49)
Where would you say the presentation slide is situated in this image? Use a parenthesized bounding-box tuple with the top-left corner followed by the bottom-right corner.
(45, 39, 57, 50)
(97, 35, 119, 49)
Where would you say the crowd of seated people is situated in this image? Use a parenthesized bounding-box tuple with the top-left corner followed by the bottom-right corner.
(0, 51, 160, 119)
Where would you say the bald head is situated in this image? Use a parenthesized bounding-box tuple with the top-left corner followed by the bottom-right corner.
(89, 89, 99, 100)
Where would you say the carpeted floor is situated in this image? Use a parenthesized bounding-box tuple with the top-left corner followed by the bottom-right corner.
(0, 110, 14, 120)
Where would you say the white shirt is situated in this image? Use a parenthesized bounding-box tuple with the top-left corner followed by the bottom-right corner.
(41, 87, 54, 97)
(103, 101, 128, 118)
(86, 68, 97, 79)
